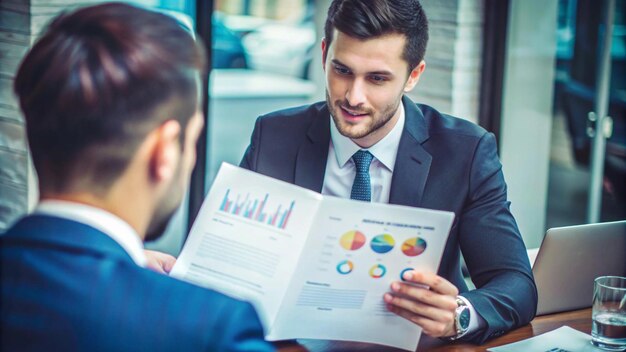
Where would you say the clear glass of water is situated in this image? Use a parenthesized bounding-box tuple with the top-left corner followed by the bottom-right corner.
(592, 276, 626, 351)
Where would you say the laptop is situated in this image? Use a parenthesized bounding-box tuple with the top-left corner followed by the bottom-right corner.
(533, 220, 626, 316)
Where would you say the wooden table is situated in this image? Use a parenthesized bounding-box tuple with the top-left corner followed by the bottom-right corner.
(274, 308, 592, 351)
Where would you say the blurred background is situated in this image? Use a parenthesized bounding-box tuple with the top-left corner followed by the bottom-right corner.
(1, 0, 624, 256)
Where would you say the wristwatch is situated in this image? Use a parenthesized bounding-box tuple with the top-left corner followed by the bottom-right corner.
(446, 296, 471, 341)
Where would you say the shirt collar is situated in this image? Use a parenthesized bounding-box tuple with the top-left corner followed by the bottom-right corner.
(35, 200, 147, 267)
(329, 101, 405, 171)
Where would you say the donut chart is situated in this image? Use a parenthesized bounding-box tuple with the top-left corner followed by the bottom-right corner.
(336, 260, 354, 274)
(370, 234, 395, 254)
(339, 230, 367, 251)
(369, 264, 387, 278)
(401, 237, 427, 257)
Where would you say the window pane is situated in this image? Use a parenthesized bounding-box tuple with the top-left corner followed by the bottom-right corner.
(206, 0, 318, 185)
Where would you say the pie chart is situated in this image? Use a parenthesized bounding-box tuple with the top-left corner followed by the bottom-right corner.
(370, 234, 395, 254)
(369, 264, 387, 278)
(336, 260, 354, 275)
(339, 230, 367, 251)
(401, 237, 427, 257)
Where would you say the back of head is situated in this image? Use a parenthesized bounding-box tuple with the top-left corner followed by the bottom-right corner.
(14, 2, 206, 195)
(324, 0, 428, 71)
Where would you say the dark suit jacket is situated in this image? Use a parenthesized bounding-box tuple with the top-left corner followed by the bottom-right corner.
(0, 215, 275, 352)
(240, 95, 537, 344)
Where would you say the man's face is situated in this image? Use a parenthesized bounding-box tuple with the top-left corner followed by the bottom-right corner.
(323, 30, 423, 148)
(145, 109, 204, 242)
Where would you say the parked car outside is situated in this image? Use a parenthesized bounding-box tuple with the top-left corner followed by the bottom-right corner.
(242, 21, 316, 79)
(212, 13, 248, 69)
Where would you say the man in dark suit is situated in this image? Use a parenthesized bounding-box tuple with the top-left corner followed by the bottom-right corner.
(241, 0, 537, 344)
(0, 3, 273, 351)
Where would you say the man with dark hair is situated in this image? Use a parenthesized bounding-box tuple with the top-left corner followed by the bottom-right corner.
(1, 3, 273, 351)
(241, 0, 537, 344)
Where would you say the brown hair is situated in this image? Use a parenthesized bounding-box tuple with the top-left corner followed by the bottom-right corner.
(324, 0, 429, 72)
(14, 2, 206, 194)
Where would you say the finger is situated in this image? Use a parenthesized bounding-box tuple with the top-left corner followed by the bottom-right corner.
(144, 250, 177, 274)
(146, 257, 167, 274)
(390, 281, 457, 311)
(384, 293, 455, 324)
(161, 255, 177, 273)
(403, 270, 459, 296)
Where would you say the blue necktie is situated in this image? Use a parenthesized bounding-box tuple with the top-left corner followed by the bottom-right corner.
(350, 150, 374, 202)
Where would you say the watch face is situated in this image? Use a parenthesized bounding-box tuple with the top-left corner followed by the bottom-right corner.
(458, 307, 471, 330)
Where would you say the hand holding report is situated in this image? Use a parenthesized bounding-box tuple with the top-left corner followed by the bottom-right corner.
(171, 163, 455, 351)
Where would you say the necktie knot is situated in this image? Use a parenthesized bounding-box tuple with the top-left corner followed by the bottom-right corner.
(352, 150, 373, 172)
(350, 150, 373, 202)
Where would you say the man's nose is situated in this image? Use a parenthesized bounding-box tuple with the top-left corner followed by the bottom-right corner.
(345, 79, 366, 108)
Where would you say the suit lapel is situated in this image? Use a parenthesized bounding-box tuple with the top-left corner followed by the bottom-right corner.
(389, 96, 432, 207)
(294, 105, 331, 192)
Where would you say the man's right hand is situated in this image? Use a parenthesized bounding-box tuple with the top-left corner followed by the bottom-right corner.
(384, 270, 459, 338)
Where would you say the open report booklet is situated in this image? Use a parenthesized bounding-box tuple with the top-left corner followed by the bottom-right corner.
(170, 163, 455, 351)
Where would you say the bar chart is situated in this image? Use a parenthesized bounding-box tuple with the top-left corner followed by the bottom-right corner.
(218, 189, 295, 230)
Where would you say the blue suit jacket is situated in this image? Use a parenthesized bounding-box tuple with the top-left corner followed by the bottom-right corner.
(0, 215, 275, 352)
(240, 96, 537, 343)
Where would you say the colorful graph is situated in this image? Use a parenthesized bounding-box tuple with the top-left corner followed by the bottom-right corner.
(369, 264, 387, 278)
(401, 237, 427, 257)
(218, 189, 295, 230)
(370, 234, 395, 254)
(339, 230, 367, 251)
(336, 260, 354, 275)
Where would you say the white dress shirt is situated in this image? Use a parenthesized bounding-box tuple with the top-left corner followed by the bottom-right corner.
(322, 101, 483, 338)
(35, 200, 147, 267)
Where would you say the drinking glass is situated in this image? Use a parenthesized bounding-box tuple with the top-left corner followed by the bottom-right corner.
(592, 276, 626, 351)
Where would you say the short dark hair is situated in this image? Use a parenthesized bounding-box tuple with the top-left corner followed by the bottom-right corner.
(324, 0, 429, 72)
(14, 2, 206, 194)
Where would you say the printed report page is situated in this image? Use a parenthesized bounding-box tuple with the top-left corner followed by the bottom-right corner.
(170, 163, 323, 329)
(269, 197, 454, 351)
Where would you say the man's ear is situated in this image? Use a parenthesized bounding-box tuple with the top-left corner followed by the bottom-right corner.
(404, 60, 426, 92)
(148, 120, 182, 183)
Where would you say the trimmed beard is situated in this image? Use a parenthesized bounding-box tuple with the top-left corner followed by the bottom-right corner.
(326, 90, 399, 140)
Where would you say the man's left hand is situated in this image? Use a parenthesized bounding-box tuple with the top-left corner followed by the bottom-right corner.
(144, 249, 177, 274)
(384, 270, 459, 338)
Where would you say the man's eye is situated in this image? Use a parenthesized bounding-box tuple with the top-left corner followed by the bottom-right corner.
(369, 75, 387, 83)
(334, 66, 350, 75)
